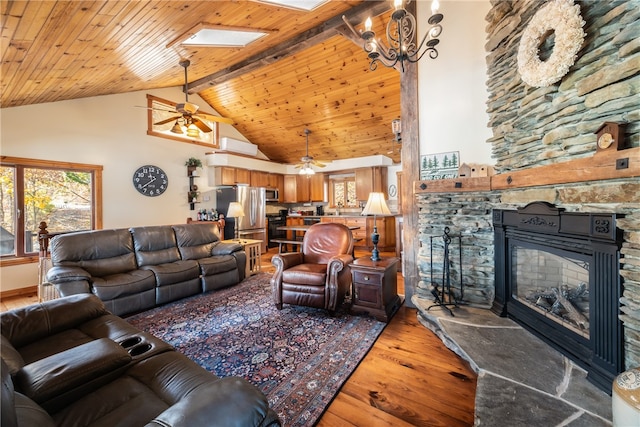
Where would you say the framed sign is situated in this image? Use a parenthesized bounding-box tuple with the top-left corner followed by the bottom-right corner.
(146, 94, 219, 148)
(420, 151, 460, 180)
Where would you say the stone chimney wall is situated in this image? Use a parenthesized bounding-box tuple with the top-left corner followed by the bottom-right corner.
(413, 1, 640, 368)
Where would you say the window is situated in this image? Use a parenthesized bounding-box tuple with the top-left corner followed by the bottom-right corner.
(0, 157, 102, 264)
(146, 94, 220, 148)
(329, 176, 357, 208)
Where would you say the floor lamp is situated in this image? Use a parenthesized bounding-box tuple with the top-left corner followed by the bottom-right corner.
(226, 202, 245, 241)
(361, 192, 391, 261)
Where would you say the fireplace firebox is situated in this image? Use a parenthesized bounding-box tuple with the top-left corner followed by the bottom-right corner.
(493, 202, 623, 393)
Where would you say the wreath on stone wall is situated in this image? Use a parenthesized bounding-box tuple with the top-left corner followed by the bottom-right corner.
(517, 0, 585, 88)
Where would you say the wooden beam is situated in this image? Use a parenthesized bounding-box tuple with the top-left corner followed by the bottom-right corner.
(187, 1, 391, 92)
(491, 147, 640, 190)
(414, 177, 492, 193)
(400, 1, 419, 309)
(411, 147, 640, 194)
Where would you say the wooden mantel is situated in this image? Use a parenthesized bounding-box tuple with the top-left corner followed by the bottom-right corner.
(414, 147, 640, 194)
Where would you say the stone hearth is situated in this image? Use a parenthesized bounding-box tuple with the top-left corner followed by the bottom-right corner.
(413, 301, 612, 426)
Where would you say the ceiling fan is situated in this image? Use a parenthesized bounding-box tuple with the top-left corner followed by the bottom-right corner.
(151, 60, 233, 134)
(295, 129, 327, 170)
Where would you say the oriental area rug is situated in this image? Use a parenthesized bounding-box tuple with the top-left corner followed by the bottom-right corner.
(126, 273, 386, 426)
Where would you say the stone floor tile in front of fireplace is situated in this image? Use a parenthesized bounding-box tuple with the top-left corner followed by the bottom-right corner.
(413, 299, 612, 426)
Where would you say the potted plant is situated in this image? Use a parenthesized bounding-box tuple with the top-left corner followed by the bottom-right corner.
(188, 190, 200, 203)
(185, 157, 203, 176)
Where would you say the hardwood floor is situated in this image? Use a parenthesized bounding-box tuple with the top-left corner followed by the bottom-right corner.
(316, 304, 476, 426)
(1, 247, 477, 426)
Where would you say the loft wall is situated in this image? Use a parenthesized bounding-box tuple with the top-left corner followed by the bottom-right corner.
(413, 0, 640, 368)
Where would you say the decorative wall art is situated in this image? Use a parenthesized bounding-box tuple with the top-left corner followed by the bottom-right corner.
(516, 0, 586, 87)
(420, 151, 460, 180)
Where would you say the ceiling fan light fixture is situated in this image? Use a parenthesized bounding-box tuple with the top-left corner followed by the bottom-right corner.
(170, 121, 183, 134)
(299, 164, 315, 175)
(186, 123, 200, 138)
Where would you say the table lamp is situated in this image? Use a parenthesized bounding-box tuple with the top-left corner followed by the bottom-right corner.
(226, 202, 245, 241)
(361, 192, 391, 261)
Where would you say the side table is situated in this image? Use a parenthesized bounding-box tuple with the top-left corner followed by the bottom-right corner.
(222, 239, 262, 276)
(350, 257, 402, 323)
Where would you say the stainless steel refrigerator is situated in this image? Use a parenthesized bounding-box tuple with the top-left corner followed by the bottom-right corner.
(216, 186, 266, 248)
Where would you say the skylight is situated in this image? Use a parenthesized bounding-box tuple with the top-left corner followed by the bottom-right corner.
(256, 0, 329, 11)
(182, 28, 268, 47)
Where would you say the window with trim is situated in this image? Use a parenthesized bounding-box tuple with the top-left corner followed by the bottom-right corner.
(329, 176, 357, 208)
(0, 157, 102, 263)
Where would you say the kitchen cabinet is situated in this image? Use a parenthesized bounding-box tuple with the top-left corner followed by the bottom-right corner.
(283, 175, 298, 202)
(215, 167, 250, 185)
(235, 168, 251, 185)
(355, 167, 387, 201)
(268, 173, 283, 189)
(250, 170, 270, 187)
(309, 173, 325, 202)
(297, 175, 311, 202)
(283, 173, 324, 202)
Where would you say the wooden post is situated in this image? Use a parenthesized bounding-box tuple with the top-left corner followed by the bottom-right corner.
(400, 1, 420, 309)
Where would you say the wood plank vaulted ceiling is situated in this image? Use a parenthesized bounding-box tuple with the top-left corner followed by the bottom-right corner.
(1, 0, 402, 164)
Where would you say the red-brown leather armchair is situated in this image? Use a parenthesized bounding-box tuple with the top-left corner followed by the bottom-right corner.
(271, 222, 354, 312)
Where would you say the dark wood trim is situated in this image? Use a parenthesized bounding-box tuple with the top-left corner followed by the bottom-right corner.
(187, 1, 391, 92)
(400, 1, 419, 309)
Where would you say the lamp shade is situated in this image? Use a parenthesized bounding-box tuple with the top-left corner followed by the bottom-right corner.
(361, 192, 391, 216)
(226, 202, 245, 218)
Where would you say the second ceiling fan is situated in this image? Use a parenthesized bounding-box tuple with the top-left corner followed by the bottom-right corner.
(295, 129, 328, 172)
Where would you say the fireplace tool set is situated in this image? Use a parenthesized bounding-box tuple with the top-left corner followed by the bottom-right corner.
(428, 227, 465, 316)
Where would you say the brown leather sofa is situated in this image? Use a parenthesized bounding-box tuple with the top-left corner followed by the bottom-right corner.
(1, 294, 280, 427)
(46, 223, 245, 316)
(271, 222, 354, 312)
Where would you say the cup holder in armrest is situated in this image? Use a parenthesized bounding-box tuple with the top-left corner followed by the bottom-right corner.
(128, 343, 152, 357)
(120, 336, 142, 348)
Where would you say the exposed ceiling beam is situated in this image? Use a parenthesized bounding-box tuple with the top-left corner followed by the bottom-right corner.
(187, 0, 391, 93)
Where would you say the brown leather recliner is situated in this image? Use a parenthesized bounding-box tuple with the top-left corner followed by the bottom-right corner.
(271, 222, 354, 312)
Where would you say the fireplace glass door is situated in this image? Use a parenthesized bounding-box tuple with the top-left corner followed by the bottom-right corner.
(511, 244, 590, 339)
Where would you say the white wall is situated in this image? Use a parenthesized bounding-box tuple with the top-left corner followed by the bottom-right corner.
(1, 87, 237, 291)
(418, 0, 492, 165)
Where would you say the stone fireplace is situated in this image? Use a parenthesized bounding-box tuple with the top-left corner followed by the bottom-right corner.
(493, 201, 623, 391)
(409, 0, 639, 397)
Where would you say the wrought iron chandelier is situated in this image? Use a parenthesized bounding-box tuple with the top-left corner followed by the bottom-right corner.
(344, 0, 444, 72)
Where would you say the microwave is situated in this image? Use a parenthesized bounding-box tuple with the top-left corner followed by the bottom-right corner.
(265, 188, 279, 202)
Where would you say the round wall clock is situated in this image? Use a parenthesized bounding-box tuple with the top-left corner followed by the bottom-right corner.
(597, 133, 614, 150)
(133, 165, 168, 197)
